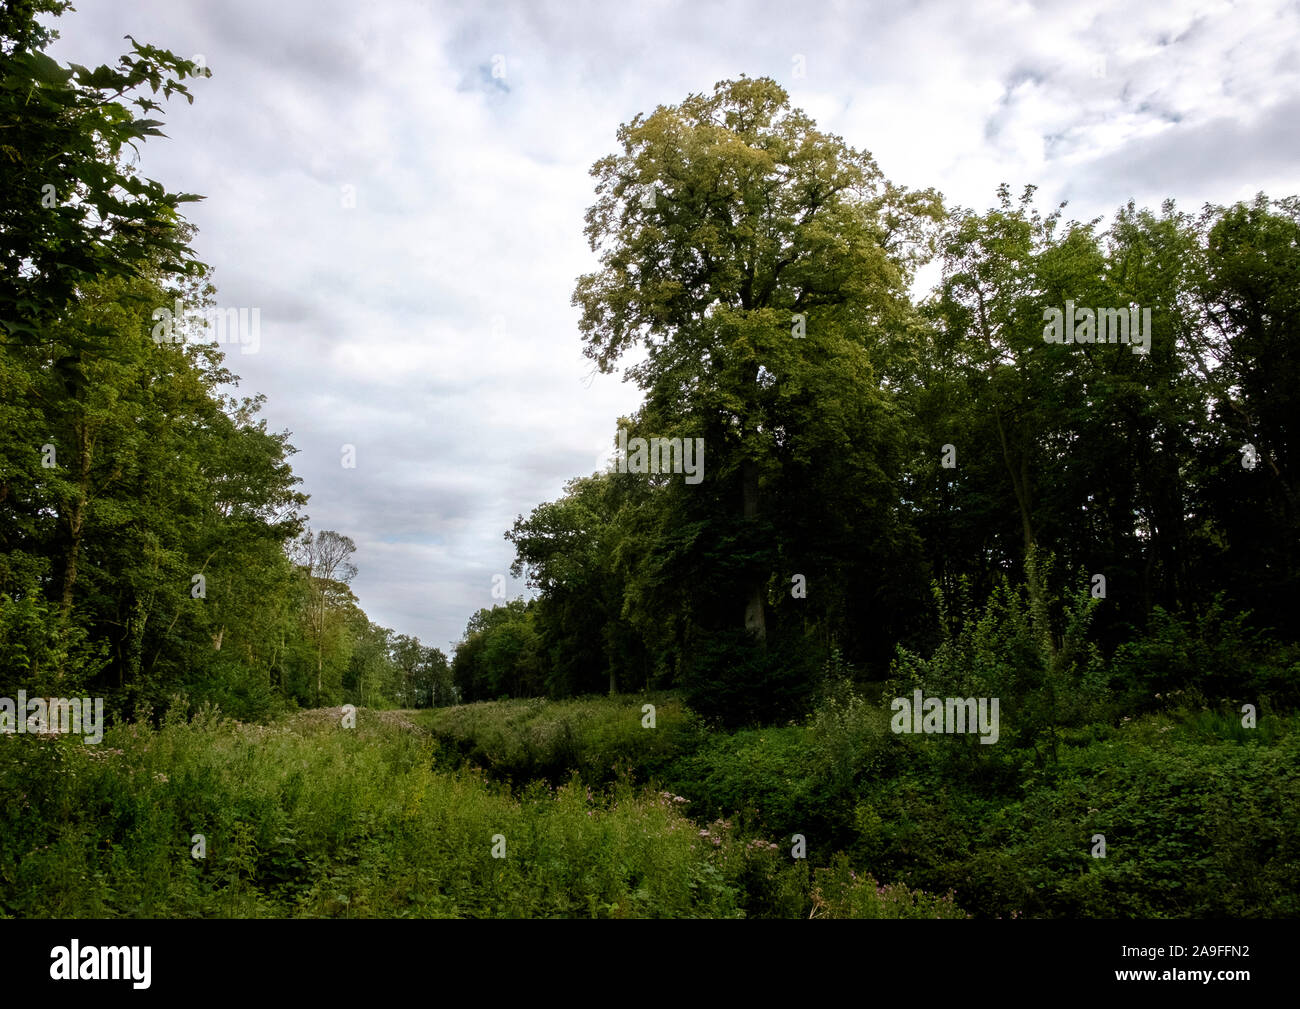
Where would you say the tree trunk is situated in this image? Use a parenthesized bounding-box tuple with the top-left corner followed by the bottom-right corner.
(316, 587, 324, 703)
(742, 456, 766, 641)
(59, 423, 92, 624)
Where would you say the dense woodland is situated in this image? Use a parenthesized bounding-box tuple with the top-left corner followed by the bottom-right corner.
(1, 2, 1297, 919)
(453, 85, 1299, 727)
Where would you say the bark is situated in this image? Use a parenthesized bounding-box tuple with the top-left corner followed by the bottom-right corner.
(58, 423, 92, 622)
(742, 456, 766, 641)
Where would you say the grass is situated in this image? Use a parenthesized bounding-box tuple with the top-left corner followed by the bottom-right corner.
(409, 691, 701, 787)
(12, 687, 1287, 918)
(0, 703, 738, 917)
(0, 698, 964, 918)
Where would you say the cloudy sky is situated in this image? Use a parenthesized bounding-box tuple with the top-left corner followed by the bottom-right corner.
(47, 0, 1300, 653)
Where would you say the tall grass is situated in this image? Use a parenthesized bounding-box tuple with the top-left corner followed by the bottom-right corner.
(411, 691, 700, 786)
(0, 702, 737, 918)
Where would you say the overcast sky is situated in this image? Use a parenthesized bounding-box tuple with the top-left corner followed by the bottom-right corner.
(46, 0, 1300, 653)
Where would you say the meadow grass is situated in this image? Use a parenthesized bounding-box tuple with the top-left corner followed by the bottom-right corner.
(0, 702, 738, 917)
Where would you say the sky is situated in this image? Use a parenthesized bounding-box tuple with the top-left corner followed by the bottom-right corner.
(45, 0, 1300, 654)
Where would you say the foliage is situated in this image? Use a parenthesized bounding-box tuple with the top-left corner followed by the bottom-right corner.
(0, 0, 208, 340)
(809, 855, 968, 919)
(414, 691, 700, 786)
(0, 7, 440, 719)
(0, 704, 746, 918)
(413, 690, 1300, 919)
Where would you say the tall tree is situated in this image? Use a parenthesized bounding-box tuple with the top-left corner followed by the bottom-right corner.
(571, 77, 941, 718)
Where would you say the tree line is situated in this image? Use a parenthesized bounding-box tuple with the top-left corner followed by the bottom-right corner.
(0, 3, 451, 719)
(453, 77, 1298, 725)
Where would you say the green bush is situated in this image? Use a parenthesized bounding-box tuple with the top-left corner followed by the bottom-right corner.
(402, 684, 1300, 919)
(848, 712, 1300, 918)
(887, 559, 1110, 764)
(1112, 598, 1300, 711)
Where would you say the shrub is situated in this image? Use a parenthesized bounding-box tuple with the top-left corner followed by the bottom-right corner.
(1112, 597, 1300, 711)
(678, 627, 819, 728)
(887, 555, 1110, 763)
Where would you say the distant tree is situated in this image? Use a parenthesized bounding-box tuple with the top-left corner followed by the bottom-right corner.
(451, 600, 542, 701)
(291, 529, 357, 704)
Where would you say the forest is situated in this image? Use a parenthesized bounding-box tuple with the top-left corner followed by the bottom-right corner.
(1, 1, 1297, 920)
